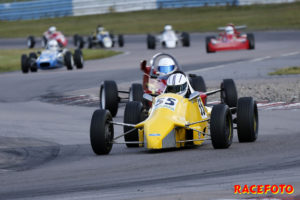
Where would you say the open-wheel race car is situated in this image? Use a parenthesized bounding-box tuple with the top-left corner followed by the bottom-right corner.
(206, 24, 255, 53)
(147, 25, 190, 49)
(21, 40, 83, 73)
(27, 26, 68, 49)
(90, 72, 259, 155)
(99, 53, 206, 117)
(74, 25, 124, 49)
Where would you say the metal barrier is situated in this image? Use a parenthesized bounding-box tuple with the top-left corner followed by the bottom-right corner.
(0, 0, 296, 21)
(0, 0, 72, 21)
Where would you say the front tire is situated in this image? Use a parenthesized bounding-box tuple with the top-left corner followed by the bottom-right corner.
(118, 34, 124, 47)
(100, 80, 119, 117)
(237, 97, 258, 142)
(210, 104, 233, 149)
(64, 51, 73, 70)
(147, 34, 156, 49)
(247, 33, 255, 50)
(90, 109, 114, 155)
(124, 101, 145, 147)
(21, 54, 29, 73)
(181, 32, 190, 47)
(206, 36, 215, 53)
(74, 49, 84, 69)
(129, 83, 144, 102)
(27, 36, 35, 48)
(190, 76, 206, 92)
(29, 52, 37, 72)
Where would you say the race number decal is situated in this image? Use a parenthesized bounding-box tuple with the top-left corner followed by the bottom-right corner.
(197, 99, 207, 118)
(154, 97, 178, 111)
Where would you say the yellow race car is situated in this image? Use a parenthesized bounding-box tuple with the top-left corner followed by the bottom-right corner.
(90, 74, 258, 155)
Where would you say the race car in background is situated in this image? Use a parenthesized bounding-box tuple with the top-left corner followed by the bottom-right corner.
(27, 26, 68, 49)
(99, 53, 206, 117)
(21, 40, 83, 73)
(90, 71, 259, 155)
(206, 24, 255, 53)
(74, 25, 124, 49)
(147, 25, 190, 49)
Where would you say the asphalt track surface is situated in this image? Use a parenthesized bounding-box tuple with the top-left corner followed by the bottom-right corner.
(0, 31, 300, 200)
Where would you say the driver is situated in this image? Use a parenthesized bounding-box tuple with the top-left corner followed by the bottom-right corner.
(48, 26, 57, 35)
(165, 73, 189, 97)
(164, 25, 173, 32)
(47, 40, 59, 51)
(97, 25, 105, 34)
(157, 57, 177, 76)
(225, 25, 234, 35)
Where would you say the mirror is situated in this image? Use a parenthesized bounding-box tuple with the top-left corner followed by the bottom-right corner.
(143, 93, 153, 102)
(189, 91, 200, 101)
(140, 60, 147, 72)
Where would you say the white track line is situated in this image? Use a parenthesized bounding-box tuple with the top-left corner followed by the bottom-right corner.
(281, 51, 300, 57)
(250, 56, 272, 62)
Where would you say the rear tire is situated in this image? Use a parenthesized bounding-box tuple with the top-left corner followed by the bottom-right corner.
(247, 33, 255, 50)
(77, 36, 84, 49)
(220, 79, 237, 108)
(190, 76, 206, 92)
(21, 54, 29, 74)
(181, 32, 190, 47)
(29, 52, 37, 72)
(73, 34, 78, 46)
(74, 49, 84, 69)
(88, 37, 93, 49)
(210, 104, 233, 149)
(41, 36, 47, 48)
(129, 83, 144, 102)
(147, 34, 156, 49)
(64, 51, 73, 70)
(237, 97, 258, 142)
(100, 80, 119, 117)
(124, 101, 145, 147)
(90, 109, 114, 155)
(27, 36, 35, 48)
(118, 34, 124, 47)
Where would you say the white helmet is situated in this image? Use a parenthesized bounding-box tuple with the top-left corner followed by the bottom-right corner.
(164, 25, 172, 31)
(165, 73, 188, 96)
(157, 57, 176, 75)
(47, 40, 59, 50)
(225, 26, 234, 35)
(49, 26, 56, 34)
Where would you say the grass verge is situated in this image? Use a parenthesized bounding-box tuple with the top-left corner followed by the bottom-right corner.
(1, 2, 300, 37)
(0, 49, 121, 73)
(269, 66, 300, 75)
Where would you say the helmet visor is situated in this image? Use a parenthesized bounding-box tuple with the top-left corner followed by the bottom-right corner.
(158, 65, 175, 74)
(166, 82, 187, 94)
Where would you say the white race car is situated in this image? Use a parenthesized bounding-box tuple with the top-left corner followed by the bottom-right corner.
(147, 25, 190, 49)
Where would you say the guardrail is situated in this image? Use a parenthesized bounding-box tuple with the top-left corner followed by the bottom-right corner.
(0, 0, 296, 21)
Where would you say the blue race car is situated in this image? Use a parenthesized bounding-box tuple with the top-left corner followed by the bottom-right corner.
(21, 40, 83, 73)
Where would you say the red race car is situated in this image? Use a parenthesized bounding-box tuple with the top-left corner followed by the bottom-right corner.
(27, 26, 68, 48)
(206, 24, 255, 53)
(99, 53, 207, 117)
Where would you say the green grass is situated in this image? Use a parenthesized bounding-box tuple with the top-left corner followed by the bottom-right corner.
(269, 66, 300, 75)
(1, 2, 300, 37)
(0, 49, 121, 73)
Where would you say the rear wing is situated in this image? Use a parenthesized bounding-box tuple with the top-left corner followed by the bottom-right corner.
(217, 25, 247, 31)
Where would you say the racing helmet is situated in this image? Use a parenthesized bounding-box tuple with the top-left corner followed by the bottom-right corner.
(97, 25, 104, 33)
(157, 57, 176, 75)
(49, 26, 56, 34)
(47, 40, 59, 50)
(164, 25, 172, 31)
(165, 73, 188, 96)
(225, 26, 234, 35)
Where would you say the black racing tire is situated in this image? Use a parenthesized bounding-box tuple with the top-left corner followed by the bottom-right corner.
(99, 80, 119, 117)
(210, 104, 233, 149)
(73, 34, 78, 46)
(64, 51, 73, 70)
(237, 97, 259, 142)
(206, 36, 215, 53)
(27, 36, 35, 48)
(87, 36, 93, 49)
(29, 52, 38, 72)
(41, 36, 47, 48)
(190, 76, 206, 92)
(129, 83, 144, 102)
(247, 33, 255, 50)
(74, 49, 84, 69)
(181, 32, 190, 47)
(124, 101, 145, 148)
(147, 34, 156, 49)
(221, 79, 238, 108)
(21, 54, 29, 74)
(90, 109, 114, 155)
(118, 34, 124, 47)
(76, 36, 84, 49)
